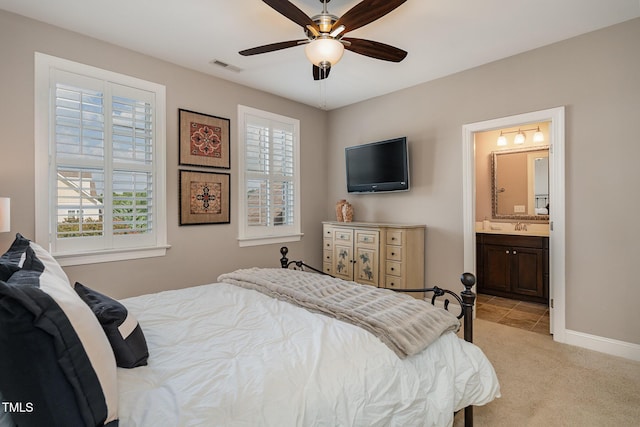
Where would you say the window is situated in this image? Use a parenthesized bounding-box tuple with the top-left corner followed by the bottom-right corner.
(237, 105, 301, 246)
(35, 53, 167, 266)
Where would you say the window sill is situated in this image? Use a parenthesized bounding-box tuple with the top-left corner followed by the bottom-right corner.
(54, 245, 171, 266)
(238, 233, 303, 248)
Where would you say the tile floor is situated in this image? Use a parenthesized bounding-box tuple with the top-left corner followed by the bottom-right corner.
(476, 293, 550, 335)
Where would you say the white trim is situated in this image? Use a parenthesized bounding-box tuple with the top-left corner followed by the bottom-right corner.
(34, 54, 51, 247)
(462, 106, 566, 342)
(237, 105, 301, 246)
(56, 245, 170, 267)
(34, 52, 167, 264)
(237, 233, 303, 248)
(565, 329, 640, 362)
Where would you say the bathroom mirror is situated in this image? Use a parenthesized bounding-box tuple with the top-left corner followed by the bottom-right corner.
(491, 146, 549, 221)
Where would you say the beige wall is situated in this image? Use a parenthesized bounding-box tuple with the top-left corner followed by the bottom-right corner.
(327, 18, 640, 345)
(0, 10, 328, 299)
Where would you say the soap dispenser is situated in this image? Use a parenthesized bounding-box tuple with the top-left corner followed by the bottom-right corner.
(483, 217, 490, 230)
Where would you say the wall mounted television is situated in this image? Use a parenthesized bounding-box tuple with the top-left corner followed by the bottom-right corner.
(345, 137, 409, 193)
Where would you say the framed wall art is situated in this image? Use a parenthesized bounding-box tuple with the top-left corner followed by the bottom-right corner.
(179, 109, 230, 168)
(180, 170, 230, 225)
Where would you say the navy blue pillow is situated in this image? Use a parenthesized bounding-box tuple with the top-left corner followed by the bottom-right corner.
(0, 286, 88, 427)
(0, 233, 29, 282)
(0, 263, 18, 282)
(74, 282, 149, 369)
(0, 233, 30, 265)
(0, 234, 118, 426)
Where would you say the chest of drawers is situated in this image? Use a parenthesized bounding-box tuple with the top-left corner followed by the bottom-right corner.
(323, 222, 425, 298)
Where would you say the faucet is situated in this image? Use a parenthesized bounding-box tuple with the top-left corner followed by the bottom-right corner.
(514, 222, 528, 231)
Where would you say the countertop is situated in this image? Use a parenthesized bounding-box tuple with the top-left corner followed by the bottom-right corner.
(475, 222, 550, 237)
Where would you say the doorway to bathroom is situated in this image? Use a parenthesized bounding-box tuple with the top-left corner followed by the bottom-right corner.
(462, 107, 566, 343)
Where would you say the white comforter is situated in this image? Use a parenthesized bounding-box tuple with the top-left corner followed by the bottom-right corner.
(117, 283, 500, 427)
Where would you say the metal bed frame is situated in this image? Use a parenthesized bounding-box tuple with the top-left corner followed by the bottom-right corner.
(278, 246, 478, 427)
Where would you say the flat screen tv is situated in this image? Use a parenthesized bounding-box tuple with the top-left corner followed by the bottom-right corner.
(345, 137, 409, 193)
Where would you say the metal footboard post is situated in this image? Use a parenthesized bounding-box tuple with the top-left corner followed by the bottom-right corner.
(280, 246, 331, 275)
(460, 272, 476, 427)
(460, 272, 476, 343)
(280, 246, 290, 269)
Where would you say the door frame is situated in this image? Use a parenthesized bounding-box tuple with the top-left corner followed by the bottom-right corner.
(462, 107, 566, 342)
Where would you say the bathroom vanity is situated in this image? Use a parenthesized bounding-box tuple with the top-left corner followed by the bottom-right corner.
(476, 231, 549, 304)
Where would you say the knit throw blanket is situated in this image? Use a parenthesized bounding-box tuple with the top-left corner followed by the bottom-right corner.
(218, 268, 460, 359)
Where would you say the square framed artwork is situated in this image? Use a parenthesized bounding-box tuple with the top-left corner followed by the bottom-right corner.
(180, 170, 230, 225)
(179, 109, 230, 168)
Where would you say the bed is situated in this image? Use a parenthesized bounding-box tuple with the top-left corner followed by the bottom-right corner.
(0, 236, 500, 427)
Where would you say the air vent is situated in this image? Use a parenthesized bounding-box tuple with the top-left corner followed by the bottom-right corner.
(210, 59, 242, 73)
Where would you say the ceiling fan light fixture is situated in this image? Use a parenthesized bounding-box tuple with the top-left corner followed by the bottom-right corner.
(304, 38, 344, 68)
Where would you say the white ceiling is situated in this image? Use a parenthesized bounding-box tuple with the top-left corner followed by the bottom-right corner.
(1, 0, 639, 110)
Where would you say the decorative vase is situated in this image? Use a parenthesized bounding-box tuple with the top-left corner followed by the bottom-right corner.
(335, 199, 346, 221)
(342, 202, 353, 222)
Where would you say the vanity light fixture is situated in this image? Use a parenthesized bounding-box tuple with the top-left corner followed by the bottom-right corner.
(533, 126, 545, 143)
(496, 126, 545, 146)
(497, 132, 508, 146)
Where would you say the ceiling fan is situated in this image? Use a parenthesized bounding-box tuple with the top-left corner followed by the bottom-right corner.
(239, 0, 408, 80)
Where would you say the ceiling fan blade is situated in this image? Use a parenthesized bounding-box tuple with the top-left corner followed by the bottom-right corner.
(263, 0, 320, 32)
(239, 40, 306, 56)
(313, 65, 331, 81)
(343, 38, 407, 62)
(333, 0, 407, 34)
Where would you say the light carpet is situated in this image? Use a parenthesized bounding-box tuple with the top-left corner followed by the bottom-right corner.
(453, 319, 640, 426)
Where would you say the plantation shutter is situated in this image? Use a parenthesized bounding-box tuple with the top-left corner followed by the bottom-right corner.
(52, 69, 156, 254)
(244, 114, 295, 228)
(110, 86, 154, 238)
(239, 105, 300, 245)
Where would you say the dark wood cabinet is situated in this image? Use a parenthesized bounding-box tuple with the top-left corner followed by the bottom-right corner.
(476, 233, 549, 304)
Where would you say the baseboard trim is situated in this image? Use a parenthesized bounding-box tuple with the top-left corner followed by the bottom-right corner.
(564, 329, 640, 362)
(432, 299, 640, 361)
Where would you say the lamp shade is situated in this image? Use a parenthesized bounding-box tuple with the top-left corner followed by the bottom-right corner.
(514, 130, 526, 144)
(533, 127, 545, 142)
(0, 197, 9, 233)
(304, 38, 344, 68)
(497, 133, 508, 146)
